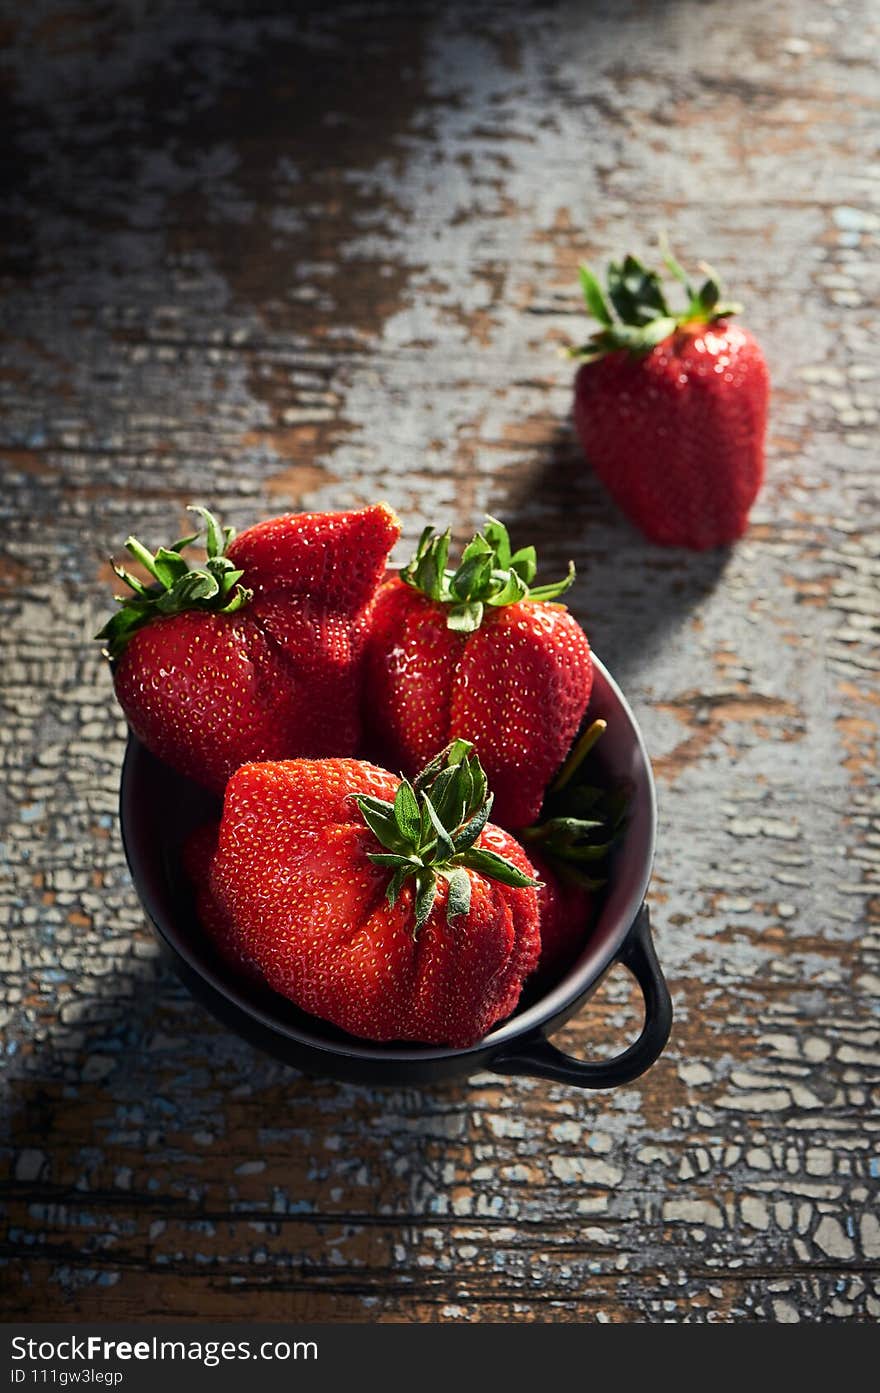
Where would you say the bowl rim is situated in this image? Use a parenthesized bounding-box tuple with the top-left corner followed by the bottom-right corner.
(120, 651, 656, 1064)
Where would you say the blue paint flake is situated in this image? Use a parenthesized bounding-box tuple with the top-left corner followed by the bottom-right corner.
(287, 1199, 313, 1214)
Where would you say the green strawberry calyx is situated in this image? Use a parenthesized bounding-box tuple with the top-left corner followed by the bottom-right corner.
(569, 238, 743, 362)
(519, 719, 628, 890)
(352, 740, 538, 935)
(401, 516, 575, 634)
(95, 506, 252, 660)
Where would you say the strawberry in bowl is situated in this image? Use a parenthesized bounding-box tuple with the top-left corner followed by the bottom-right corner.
(120, 651, 670, 1087)
(192, 741, 541, 1049)
(571, 244, 769, 549)
(108, 502, 672, 1086)
(96, 502, 400, 794)
(362, 517, 593, 828)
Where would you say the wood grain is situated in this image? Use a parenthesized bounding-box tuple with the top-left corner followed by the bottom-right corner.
(0, 0, 878, 1322)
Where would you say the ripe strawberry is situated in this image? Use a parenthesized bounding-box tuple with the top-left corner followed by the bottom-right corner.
(206, 741, 541, 1047)
(571, 245, 769, 549)
(518, 719, 627, 984)
(362, 517, 593, 829)
(527, 849, 596, 985)
(97, 503, 399, 793)
(182, 822, 262, 983)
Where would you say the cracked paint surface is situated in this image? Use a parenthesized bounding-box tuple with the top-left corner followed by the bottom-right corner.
(1, 0, 878, 1322)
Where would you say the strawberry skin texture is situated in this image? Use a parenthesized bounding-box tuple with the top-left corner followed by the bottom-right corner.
(241, 595, 364, 755)
(208, 759, 541, 1048)
(526, 848, 596, 986)
(361, 581, 462, 772)
(112, 504, 399, 794)
(227, 504, 399, 617)
(364, 580, 593, 828)
(182, 822, 263, 983)
(574, 323, 769, 550)
(115, 611, 305, 794)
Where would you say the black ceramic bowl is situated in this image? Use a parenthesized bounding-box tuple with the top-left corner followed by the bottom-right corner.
(119, 654, 671, 1089)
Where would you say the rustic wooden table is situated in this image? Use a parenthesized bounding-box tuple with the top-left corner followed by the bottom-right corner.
(1, 0, 878, 1324)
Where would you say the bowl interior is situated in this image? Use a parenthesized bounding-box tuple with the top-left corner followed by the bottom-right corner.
(119, 653, 656, 1062)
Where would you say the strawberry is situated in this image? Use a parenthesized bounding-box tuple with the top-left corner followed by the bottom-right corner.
(205, 741, 541, 1047)
(362, 517, 593, 829)
(97, 502, 399, 794)
(182, 822, 262, 983)
(571, 244, 769, 549)
(527, 848, 596, 985)
(518, 720, 627, 984)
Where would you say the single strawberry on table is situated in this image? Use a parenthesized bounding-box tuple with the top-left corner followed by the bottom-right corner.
(362, 516, 593, 829)
(571, 244, 769, 549)
(96, 502, 400, 794)
(201, 740, 541, 1048)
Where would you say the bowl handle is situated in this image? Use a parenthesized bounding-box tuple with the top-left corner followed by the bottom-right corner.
(492, 903, 672, 1089)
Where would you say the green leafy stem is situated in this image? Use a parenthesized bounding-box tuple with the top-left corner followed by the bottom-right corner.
(570, 236, 743, 362)
(519, 719, 629, 890)
(401, 515, 574, 633)
(95, 506, 252, 660)
(353, 739, 537, 934)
